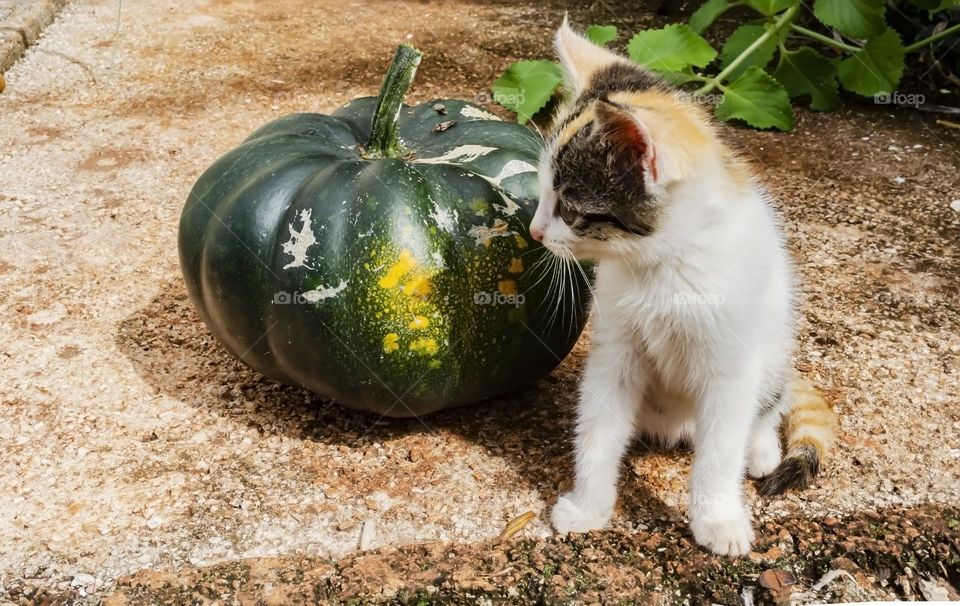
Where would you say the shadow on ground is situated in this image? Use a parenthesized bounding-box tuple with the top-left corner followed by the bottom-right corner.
(115, 278, 681, 524)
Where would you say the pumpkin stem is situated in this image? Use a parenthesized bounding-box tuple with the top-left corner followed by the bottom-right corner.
(365, 44, 422, 159)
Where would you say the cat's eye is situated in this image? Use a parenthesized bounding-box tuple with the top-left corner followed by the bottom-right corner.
(583, 213, 647, 236)
(558, 203, 579, 225)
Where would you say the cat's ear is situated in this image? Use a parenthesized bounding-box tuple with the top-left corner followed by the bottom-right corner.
(593, 99, 663, 186)
(555, 16, 620, 93)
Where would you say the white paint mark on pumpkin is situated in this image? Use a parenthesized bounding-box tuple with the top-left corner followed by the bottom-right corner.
(301, 279, 348, 303)
(460, 106, 501, 121)
(429, 203, 457, 233)
(487, 159, 537, 186)
(281, 209, 319, 269)
(415, 144, 497, 165)
(476, 159, 537, 217)
(493, 197, 520, 217)
(431, 250, 446, 269)
(468, 219, 518, 246)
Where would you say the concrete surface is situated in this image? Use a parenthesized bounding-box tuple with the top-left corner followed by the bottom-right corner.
(0, 0, 68, 73)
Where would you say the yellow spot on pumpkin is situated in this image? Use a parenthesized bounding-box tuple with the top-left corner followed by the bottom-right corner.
(498, 280, 518, 296)
(379, 249, 417, 289)
(428, 359, 442, 369)
(402, 275, 432, 297)
(408, 315, 430, 330)
(508, 258, 523, 273)
(514, 234, 528, 249)
(470, 199, 489, 216)
(409, 338, 439, 356)
(383, 333, 400, 353)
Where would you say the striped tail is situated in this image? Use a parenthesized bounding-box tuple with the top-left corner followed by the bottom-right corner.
(758, 378, 837, 496)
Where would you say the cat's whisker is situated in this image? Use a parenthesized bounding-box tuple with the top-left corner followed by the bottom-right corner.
(537, 253, 562, 317)
(570, 255, 599, 319)
(524, 252, 557, 295)
(545, 254, 566, 331)
(563, 250, 579, 340)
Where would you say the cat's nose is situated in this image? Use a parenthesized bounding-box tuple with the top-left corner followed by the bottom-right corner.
(529, 224, 544, 241)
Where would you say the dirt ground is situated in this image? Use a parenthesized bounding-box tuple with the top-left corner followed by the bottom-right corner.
(1, 0, 959, 603)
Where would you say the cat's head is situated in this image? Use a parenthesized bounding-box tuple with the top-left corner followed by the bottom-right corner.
(530, 19, 727, 260)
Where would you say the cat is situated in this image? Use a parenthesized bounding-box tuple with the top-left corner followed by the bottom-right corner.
(528, 20, 837, 556)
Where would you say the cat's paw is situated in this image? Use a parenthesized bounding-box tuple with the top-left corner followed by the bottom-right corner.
(690, 510, 755, 557)
(748, 441, 782, 479)
(551, 494, 612, 534)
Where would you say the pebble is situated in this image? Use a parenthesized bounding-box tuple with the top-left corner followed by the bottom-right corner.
(919, 578, 949, 601)
(950, 199, 960, 212)
(359, 518, 376, 550)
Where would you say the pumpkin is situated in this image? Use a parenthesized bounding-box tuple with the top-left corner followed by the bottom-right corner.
(178, 45, 591, 417)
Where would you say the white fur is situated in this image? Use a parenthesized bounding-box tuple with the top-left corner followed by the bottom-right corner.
(537, 112, 794, 557)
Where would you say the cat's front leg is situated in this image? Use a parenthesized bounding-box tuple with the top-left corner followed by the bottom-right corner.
(689, 369, 762, 556)
(552, 339, 644, 534)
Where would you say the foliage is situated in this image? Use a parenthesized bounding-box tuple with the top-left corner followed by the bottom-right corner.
(491, 0, 960, 130)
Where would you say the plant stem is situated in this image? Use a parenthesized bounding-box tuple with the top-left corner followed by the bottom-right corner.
(790, 24, 860, 52)
(696, 3, 801, 94)
(905, 22, 960, 53)
(365, 44, 422, 159)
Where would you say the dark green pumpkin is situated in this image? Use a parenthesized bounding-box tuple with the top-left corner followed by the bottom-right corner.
(178, 45, 591, 416)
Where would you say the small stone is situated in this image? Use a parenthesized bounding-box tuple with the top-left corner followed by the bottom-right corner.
(338, 518, 356, 531)
(432, 120, 457, 133)
(950, 199, 960, 212)
(759, 568, 796, 604)
(919, 578, 949, 601)
(359, 518, 376, 550)
(899, 575, 912, 596)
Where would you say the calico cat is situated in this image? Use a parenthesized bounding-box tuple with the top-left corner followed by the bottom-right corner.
(529, 20, 837, 556)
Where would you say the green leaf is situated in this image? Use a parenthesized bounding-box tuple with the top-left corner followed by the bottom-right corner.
(585, 25, 618, 47)
(689, 0, 735, 33)
(715, 66, 795, 130)
(743, 0, 795, 16)
(837, 29, 904, 96)
(627, 24, 717, 72)
(813, 0, 886, 39)
(491, 60, 563, 124)
(719, 24, 779, 81)
(772, 47, 839, 110)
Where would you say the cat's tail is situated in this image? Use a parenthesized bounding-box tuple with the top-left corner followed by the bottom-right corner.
(758, 378, 837, 496)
